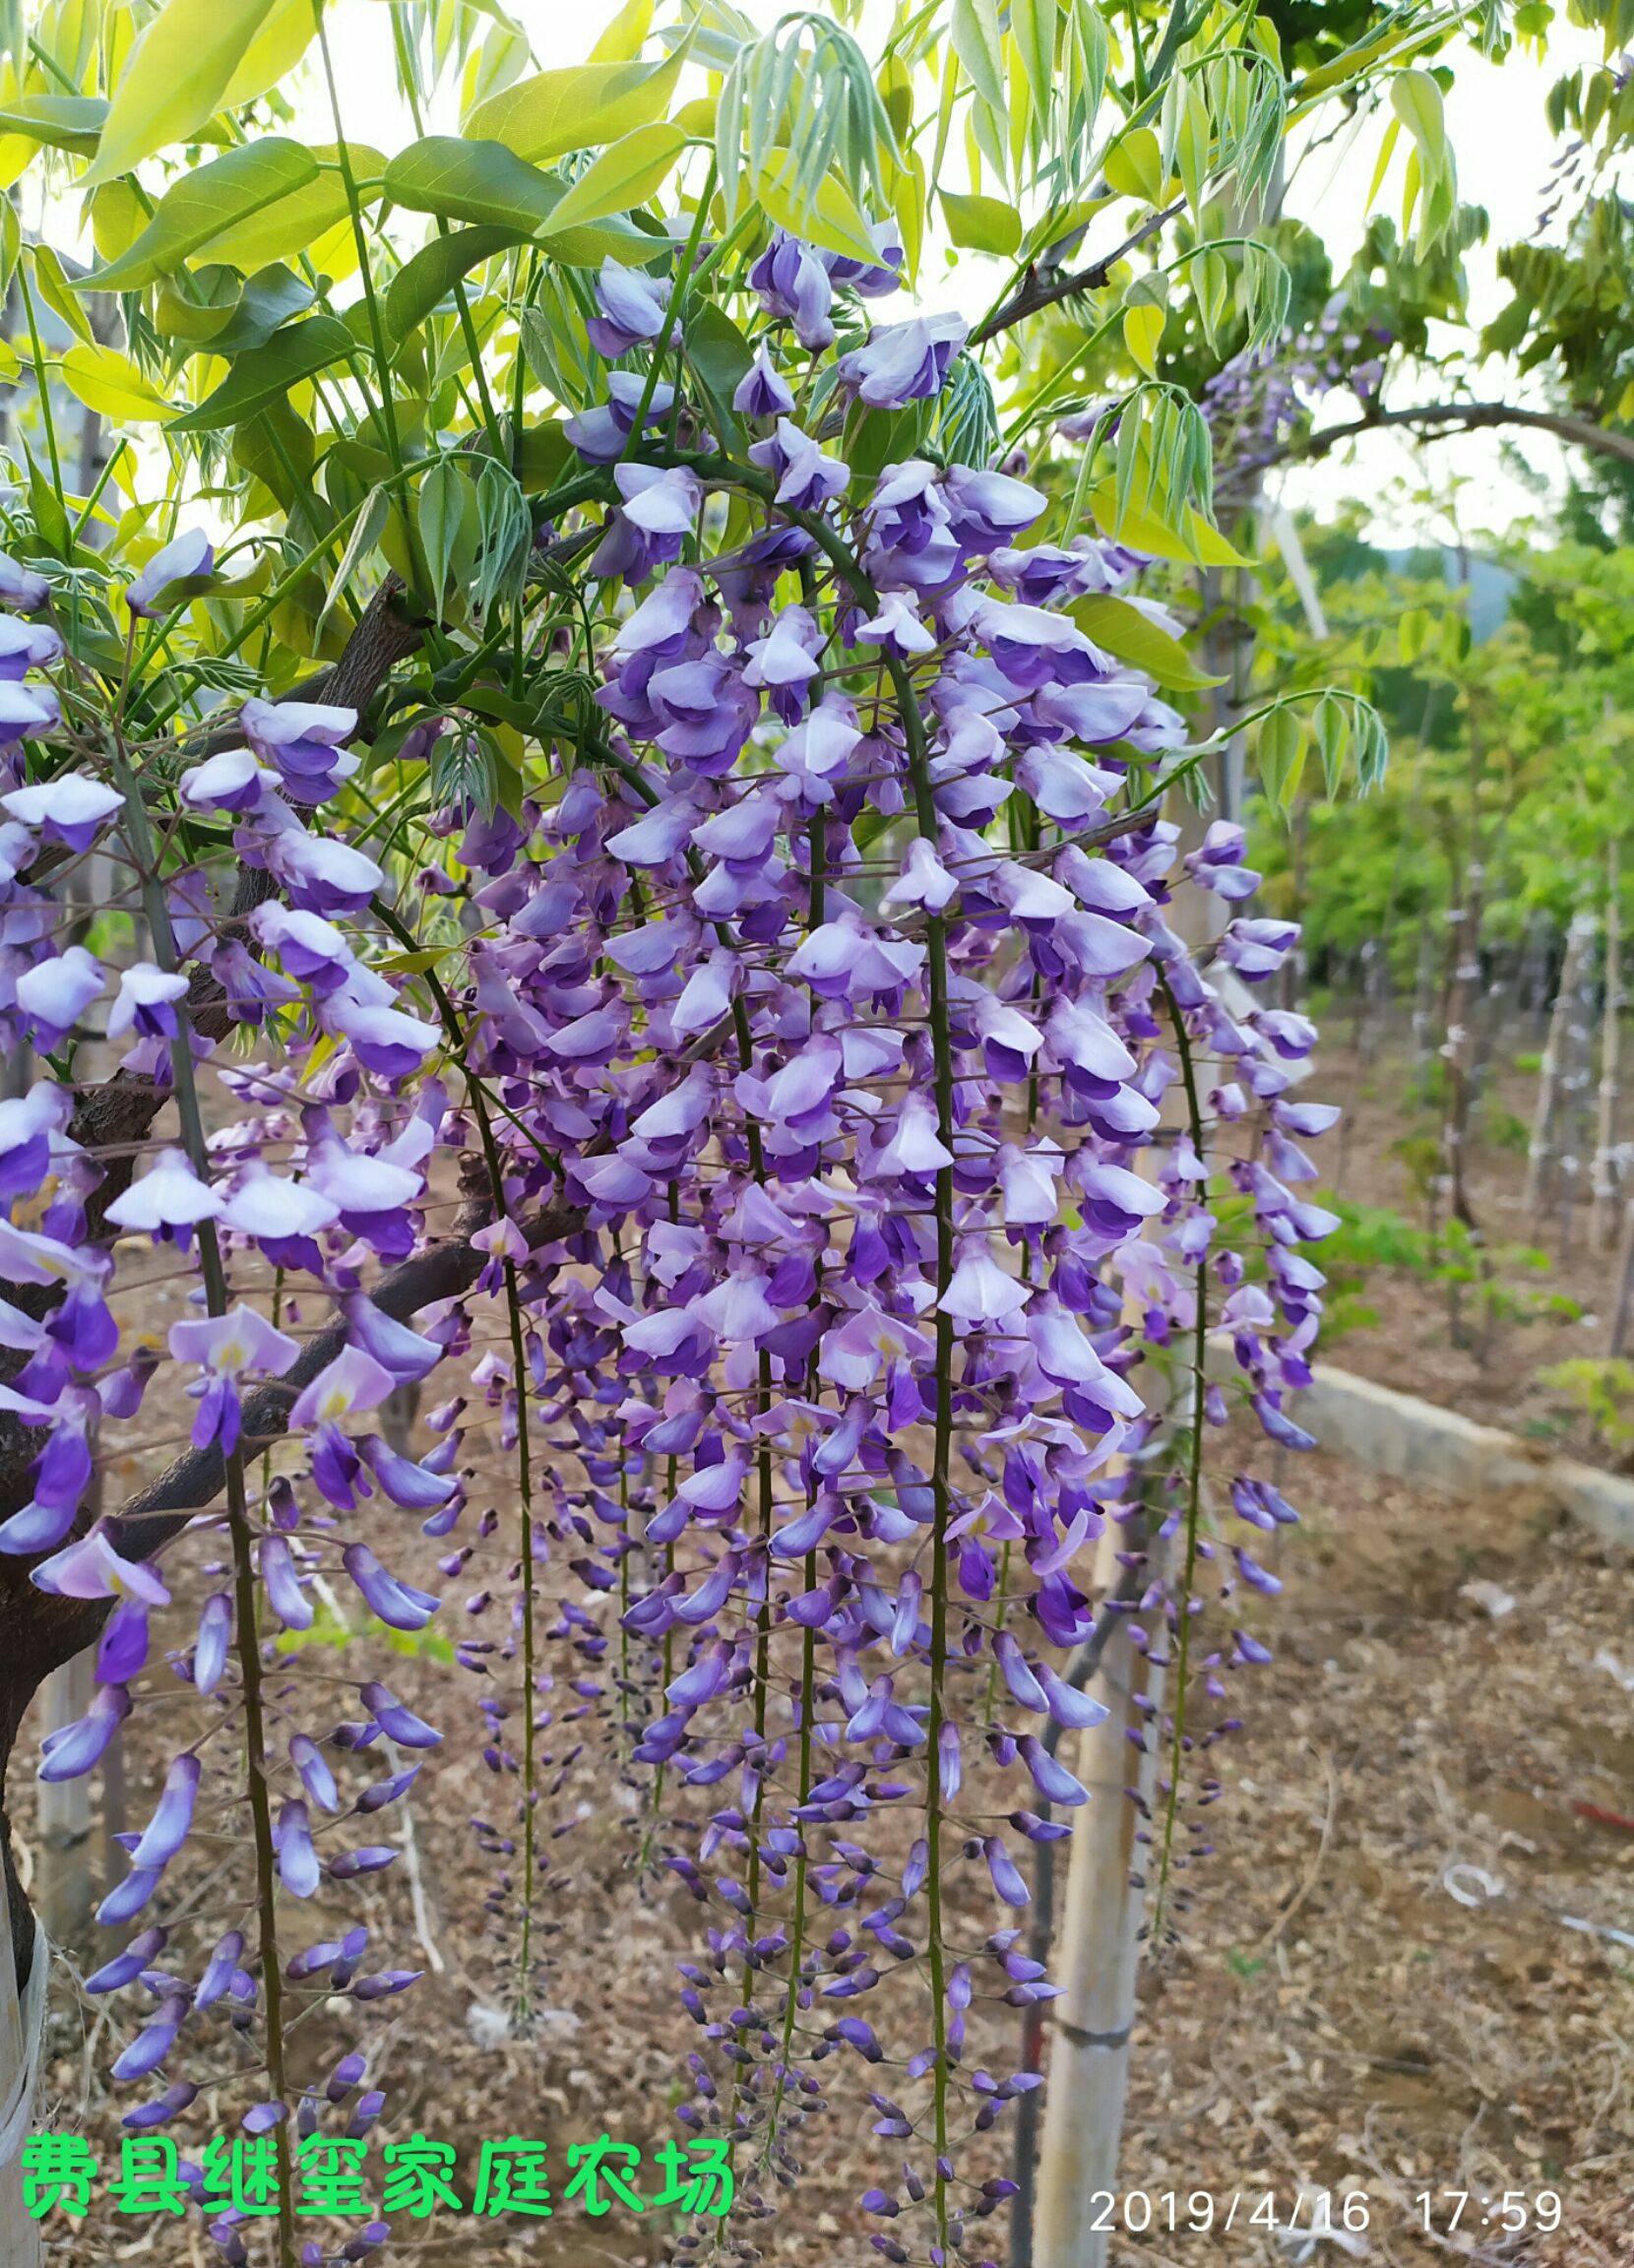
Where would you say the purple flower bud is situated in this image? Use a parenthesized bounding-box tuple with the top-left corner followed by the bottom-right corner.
(87, 1927, 166, 1994)
(259, 1535, 314, 1630)
(343, 1542, 440, 1631)
(194, 1593, 232, 1695)
(132, 1754, 201, 1870)
(329, 1847, 399, 1880)
(994, 1633, 1049, 1713)
(351, 1969, 422, 2000)
(276, 1800, 321, 1898)
(290, 1733, 339, 1813)
(936, 1722, 962, 1802)
(982, 1836, 1032, 1909)
(354, 1763, 420, 1814)
(96, 1600, 152, 1684)
(358, 1682, 440, 1747)
(326, 2052, 367, 2102)
(111, 1993, 187, 2082)
(1017, 1734, 1089, 1808)
(122, 2081, 198, 2130)
(197, 1931, 245, 2010)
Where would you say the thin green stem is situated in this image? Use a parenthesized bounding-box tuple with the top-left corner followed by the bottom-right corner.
(389, 6, 506, 459)
(370, 899, 543, 2013)
(17, 258, 66, 512)
(1150, 963, 1210, 1943)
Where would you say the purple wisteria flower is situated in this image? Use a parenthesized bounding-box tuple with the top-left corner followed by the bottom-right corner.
(169, 1305, 299, 1453)
(0, 250, 1347, 2248)
(105, 1150, 222, 1244)
(836, 312, 967, 407)
(586, 257, 677, 358)
(2, 775, 123, 850)
(125, 528, 213, 616)
(240, 697, 359, 801)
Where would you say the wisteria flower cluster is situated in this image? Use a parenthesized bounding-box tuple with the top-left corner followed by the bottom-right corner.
(0, 218, 1335, 2267)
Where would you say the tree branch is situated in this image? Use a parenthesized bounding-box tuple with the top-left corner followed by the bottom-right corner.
(969, 202, 1186, 348)
(1259, 398, 1634, 475)
(112, 1191, 585, 1562)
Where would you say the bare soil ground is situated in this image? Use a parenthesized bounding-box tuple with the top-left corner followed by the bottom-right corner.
(1113, 1440, 1634, 2268)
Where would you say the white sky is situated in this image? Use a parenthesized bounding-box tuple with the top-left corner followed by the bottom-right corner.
(293, 3, 1603, 554)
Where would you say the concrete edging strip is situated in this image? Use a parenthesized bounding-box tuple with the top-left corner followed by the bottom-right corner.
(1289, 1362, 1634, 1551)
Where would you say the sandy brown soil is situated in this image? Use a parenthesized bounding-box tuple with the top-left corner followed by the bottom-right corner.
(1113, 1441, 1634, 2268)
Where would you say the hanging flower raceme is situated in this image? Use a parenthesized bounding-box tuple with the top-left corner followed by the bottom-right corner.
(0, 202, 1346, 2268)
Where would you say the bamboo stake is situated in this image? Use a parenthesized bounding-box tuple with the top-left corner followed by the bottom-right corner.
(0, 1875, 42, 2268)
(1033, 1516, 1166, 2268)
(35, 1653, 94, 1943)
(1525, 909, 1594, 1228)
(1557, 922, 1597, 1263)
(1609, 1198, 1634, 1361)
(1033, 775, 1227, 2268)
(1592, 839, 1622, 1254)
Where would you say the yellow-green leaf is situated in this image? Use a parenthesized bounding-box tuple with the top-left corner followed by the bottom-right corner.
(1103, 125, 1166, 207)
(1256, 704, 1306, 814)
(1365, 113, 1401, 216)
(466, 49, 684, 165)
(1069, 594, 1224, 692)
(89, 180, 147, 268)
(950, 0, 1005, 112)
(894, 151, 926, 284)
(167, 314, 353, 433)
(1390, 68, 1446, 158)
(940, 189, 1020, 257)
(379, 946, 461, 976)
(385, 135, 649, 266)
(85, 139, 319, 291)
(0, 94, 107, 156)
(752, 163, 881, 268)
(188, 145, 383, 273)
(31, 246, 95, 347)
(1088, 475, 1244, 566)
(86, 0, 284, 186)
(673, 94, 718, 141)
(58, 342, 174, 424)
(1122, 300, 1164, 377)
(589, 0, 652, 63)
(544, 122, 687, 231)
(220, 0, 317, 107)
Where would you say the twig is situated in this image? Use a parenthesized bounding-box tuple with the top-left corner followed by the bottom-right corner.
(1254, 1746, 1339, 1950)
